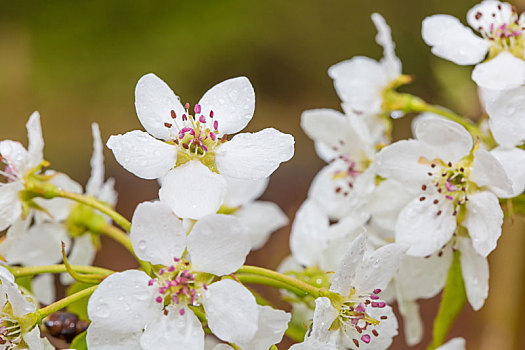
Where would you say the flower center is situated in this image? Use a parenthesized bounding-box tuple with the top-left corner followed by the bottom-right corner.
(331, 154, 363, 197)
(164, 104, 226, 170)
(0, 313, 23, 349)
(472, 5, 525, 57)
(149, 258, 208, 316)
(418, 157, 472, 217)
(337, 288, 386, 347)
(0, 156, 19, 184)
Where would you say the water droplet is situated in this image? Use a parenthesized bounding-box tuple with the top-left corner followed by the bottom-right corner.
(138, 240, 147, 250)
(96, 303, 110, 318)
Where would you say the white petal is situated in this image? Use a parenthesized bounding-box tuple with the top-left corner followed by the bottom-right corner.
(61, 234, 97, 285)
(5, 279, 35, 316)
(463, 191, 502, 257)
(23, 326, 45, 350)
(0, 266, 14, 283)
(159, 161, 227, 220)
(188, 214, 250, 275)
(0, 140, 29, 177)
(234, 201, 288, 250)
(397, 298, 423, 346)
(32, 274, 55, 305)
(203, 280, 258, 344)
(198, 76, 255, 135)
(87, 270, 160, 332)
(26, 111, 45, 170)
(237, 306, 291, 350)
(87, 324, 142, 350)
(141, 308, 204, 350)
(458, 237, 489, 311)
(422, 15, 488, 65)
(374, 140, 434, 185)
(35, 172, 81, 223)
(215, 128, 294, 180)
(490, 147, 525, 197)
(130, 201, 186, 266)
(86, 123, 105, 196)
(472, 52, 525, 90)
(369, 179, 414, 231)
(396, 251, 452, 300)
(107, 130, 177, 180)
(470, 149, 512, 194)
(328, 56, 387, 114)
(354, 243, 403, 293)
(135, 73, 186, 140)
(97, 177, 118, 207)
(372, 13, 402, 79)
(414, 116, 472, 162)
(301, 109, 371, 160)
(359, 305, 398, 350)
(437, 337, 466, 350)
(467, 1, 514, 31)
(290, 200, 329, 267)
(0, 182, 23, 231)
(330, 233, 367, 295)
(485, 86, 525, 147)
(0, 222, 70, 266)
(396, 196, 456, 257)
(222, 176, 268, 207)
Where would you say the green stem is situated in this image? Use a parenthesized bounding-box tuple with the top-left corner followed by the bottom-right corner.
(236, 273, 307, 298)
(236, 266, 321, 298)
(56, 190, 131, 231)
(427, 250, 467, 350)
(36, 285, 98, 322)
(10, 264, 113, 277)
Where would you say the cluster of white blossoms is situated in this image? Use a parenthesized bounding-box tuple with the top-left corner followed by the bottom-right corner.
(0, 1, 524, 349)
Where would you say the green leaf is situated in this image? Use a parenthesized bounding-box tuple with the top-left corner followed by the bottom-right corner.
(66, 282, 96, 321)
(70, 331, 87, 350)
(428, 250, 467, 350)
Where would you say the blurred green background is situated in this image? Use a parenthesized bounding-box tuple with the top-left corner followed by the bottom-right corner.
(1, 0, 524, 348)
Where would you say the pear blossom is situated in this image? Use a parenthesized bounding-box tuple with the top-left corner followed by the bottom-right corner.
(0, 112, 44, 231)
(221, 176, 289, 250)
(290, 234, 401, 350)
(107, 73, 294, 220)
(375, 116, 512, 310)
(422, 1, 525, 90)
(328, 13, 402, 121)
(301, 110, 376, 220)
(87, 200, 289, 349)
(0, 266, 54, 349)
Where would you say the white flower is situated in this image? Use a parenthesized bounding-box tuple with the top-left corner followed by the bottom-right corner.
(0, 112, 43, 231)
(375, 116, 512, 258)
(422, 1, 525, 90)
(290, 234, 401, 350)
(87, 200, 289, 349)
(289, 199, 368, 271)
(301, 109, 376, 220)
(0, 266, 53, 349)
(221, 176, 289, 250)
(375, 116, 512, 310)
(437, 337, 466, 350)
(328, 13, 402, 117)
(107, 73, 294, 220)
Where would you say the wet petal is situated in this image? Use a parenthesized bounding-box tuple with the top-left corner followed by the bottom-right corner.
(86, 123, 105, 196)
(354, 243, 403, 293)
(198, 76, 255, 135)
(135, 73, 186, 140)
(422, 15, 488, 65)
(107, 130, 177, 180)
(472, 52, 525, 90)
(222, 176, 268, 207)
(470, 149, 512, 194)
(330, 233, 367, 295)
(489, 147, 525, 197)
(203, 280, 258, 344)
(396, 196, 456, 257)
(159, 161, 227, 220)
(26, 111, 45, 170)
(0, 182, 23, 231)
(458, 238, 489, 311)
(188, 214, 250, 275)
(130, 201, 186, 266)
(215, 128, 294, 180)
(485, 86, 525, 147)
(87, 324, 142, 350)
(237, 306, 291, 350)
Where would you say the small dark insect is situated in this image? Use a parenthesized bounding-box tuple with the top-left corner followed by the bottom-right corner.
(44, 311, 89, 343)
